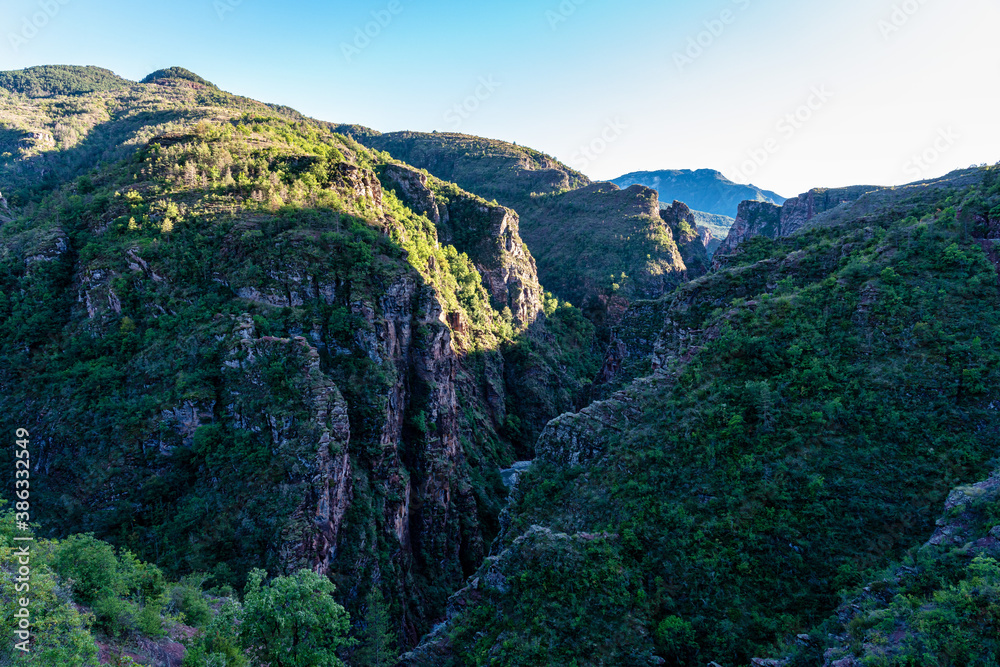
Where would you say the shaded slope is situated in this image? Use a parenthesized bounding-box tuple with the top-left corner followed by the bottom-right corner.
(521, 183, 690, 310)
(755, 470, 1000, 666)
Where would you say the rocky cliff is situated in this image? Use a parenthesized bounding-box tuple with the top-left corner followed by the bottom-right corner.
(0, 67, 596, 649)
(715, 170, 994, 266)
(660, 200, 711, 277)
(381, 163, 543, 327)
(691, 210, 734, 257)
(715, 185, 878, 262)
(336, 128, 708, 321)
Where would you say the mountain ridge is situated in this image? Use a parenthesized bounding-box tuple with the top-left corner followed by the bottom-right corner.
(336, 126, 710, 332)
(611, 168, 785, 218)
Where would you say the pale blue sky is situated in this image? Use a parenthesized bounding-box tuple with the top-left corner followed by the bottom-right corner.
(1, 0, 998, 196)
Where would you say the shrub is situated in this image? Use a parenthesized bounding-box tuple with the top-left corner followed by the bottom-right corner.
(656, 615, 697, 659)
(182, 600, 247, 667)
(53, 534, 124, 605)
(93, 597, 140, 638)
(171, 575, 213, 627)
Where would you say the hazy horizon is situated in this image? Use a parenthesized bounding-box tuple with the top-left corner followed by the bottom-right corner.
(1, 0, 998, 197)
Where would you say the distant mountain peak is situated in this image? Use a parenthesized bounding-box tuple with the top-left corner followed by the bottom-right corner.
(611, 168, 785, 218)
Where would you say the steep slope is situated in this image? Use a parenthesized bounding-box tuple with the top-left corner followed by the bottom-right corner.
(691, 210, 734, 257)
(0, 66, 598, 651)
(336, 129, 589, 211)
(336, 128, 708, 326)
(520, 183, 694, 314)
(754, 470, 1000, 666)
(715, 184, 880, 262)
(402, 165, 1000, 665)
(715, 172, 991, 266)
(611, 168, 785, 217)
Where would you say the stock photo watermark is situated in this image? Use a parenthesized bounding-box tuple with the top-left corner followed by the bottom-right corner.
(7, 0, 71, 52)
(731, 85, 834, 184)
(546, 0, 587, 30)
(673, 0, 752, 71)
(570, 118, 628, 172)
(444, 76, 502, 130)
(11, 428, 32, 653)
(902, 127, 959, 181)
(214, 0, 244, 21)
(878, 0, 931, 39)
(341, 0, 403, 62)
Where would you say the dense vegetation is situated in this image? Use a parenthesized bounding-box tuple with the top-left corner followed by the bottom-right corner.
(521, 183, 691, 309)
(345, 130, 590, 211)
(0, 65, 599, 659)
(140, 68, 216, 88)
(0, 502, 366, 666)
(4, 66, 1000, 666)
(808, 475, 1000, 667)
(422, 168, 1000, 665)
(0, 65, 129, 97)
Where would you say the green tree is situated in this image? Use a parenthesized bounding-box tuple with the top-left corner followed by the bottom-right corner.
(0, 506, 100, 665)
(182, 600, 247, 667)
(241, 569, 354, 667)
(354, 585, 397, 667)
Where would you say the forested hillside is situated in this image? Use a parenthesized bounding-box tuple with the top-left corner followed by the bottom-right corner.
(0, 65, 598, 663)
(402, 167, 1000, 666)
(336, 129, 710, 332)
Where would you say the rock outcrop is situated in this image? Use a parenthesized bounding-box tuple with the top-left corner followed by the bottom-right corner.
(611, 168, 785, 218)
(922, 474, 1000, 554)
(221, 318, 355, 575)
(533, 383, 649, 468)
(0, 191, 11, 225)
(340, 129, 703, 318)
(763, 472, 1000, 667)
(382, 163, 543, 327)
(715, 185, 878, 264)
(698, 226, 721, 257)
(660, 200, 711, 278)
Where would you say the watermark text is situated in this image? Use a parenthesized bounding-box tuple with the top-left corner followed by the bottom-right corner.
(12, 428, 32, 654)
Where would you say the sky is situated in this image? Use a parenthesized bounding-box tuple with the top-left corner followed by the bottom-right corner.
(1, 0, 998, 197)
